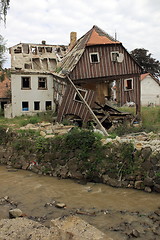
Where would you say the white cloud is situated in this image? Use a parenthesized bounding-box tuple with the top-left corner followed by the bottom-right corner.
(1, 0, 160, 67)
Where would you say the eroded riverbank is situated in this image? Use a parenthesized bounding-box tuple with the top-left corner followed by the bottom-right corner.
(0, 165, 160, 240)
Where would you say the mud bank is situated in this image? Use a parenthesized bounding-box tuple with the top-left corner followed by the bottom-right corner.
(0, 126, 160, 193)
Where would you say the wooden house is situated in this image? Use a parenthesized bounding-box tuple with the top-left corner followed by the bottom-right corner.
(53, 25, 143, 128)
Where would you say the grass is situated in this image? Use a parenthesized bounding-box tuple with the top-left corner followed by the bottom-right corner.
(114, 106, 160, 134)
(0, 107, 159, 135)
(0, 110, 54, 129)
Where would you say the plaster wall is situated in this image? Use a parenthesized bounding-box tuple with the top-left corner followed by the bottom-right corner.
(11, 74, 55, 117)
(141, 76, 160, 106)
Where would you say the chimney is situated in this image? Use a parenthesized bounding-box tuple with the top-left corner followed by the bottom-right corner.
(70, 32, 77, 48)
(42, 40, 46, 45)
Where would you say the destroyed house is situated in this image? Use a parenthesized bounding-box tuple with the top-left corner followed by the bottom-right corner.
(8, 42, 67, 118)
(55, 25, 143, 128)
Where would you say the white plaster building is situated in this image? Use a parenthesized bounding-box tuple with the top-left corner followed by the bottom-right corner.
(140, 73, 160, 106)
(11, 72, 54, 117)
(5, 41, 68, 118)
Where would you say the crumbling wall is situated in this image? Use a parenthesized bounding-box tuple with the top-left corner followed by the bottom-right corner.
(10, 42, 67, 72)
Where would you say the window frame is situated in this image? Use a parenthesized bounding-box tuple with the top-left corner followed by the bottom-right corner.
(74, 88, 87, 103)
(124, 78, 133, 91)
(45, 101, 52, 110)
(21, 77, 31, 90)
(111, 51, 119, 62)
(89, 52, 100, 63)
(38, 77, 47, 90)
(34, 101, 40, 111)
(22, 101, 29, 111)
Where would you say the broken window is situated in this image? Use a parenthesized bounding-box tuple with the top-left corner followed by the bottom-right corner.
(45, 101, 52, 110)
(89, 52, 100, 63)
(38, 77, 47, 89)
(33, 58, 41, 70)
(14, 47, 22, 54)
(46, 47, 52, 53)
(74, 89, 87, 102)
(22, 102, 29, 111)
(24, 63, 32, 69)
(31, 46, 37, 55)
(38, 47, 45, 54)
(23, 44, 29, 54)
(111, 51, 119, 62)
(21, 77, 31, 89)
(34, 101, 40, 111)
(124, 78, 133, 90)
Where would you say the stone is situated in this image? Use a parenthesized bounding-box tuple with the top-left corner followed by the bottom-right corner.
(144, 177, 154, 187)
(153, 184, 160, 193)
(131, 229, 140, 238)
(44, 134, 55, 138)
(51, 215, 109, 240)
(55, 203, 66, 208)
(9, 208, 23, 218)
(40, 131, 46, 137)
(144, 186, 152, 193)
(134, 180, 144, 190)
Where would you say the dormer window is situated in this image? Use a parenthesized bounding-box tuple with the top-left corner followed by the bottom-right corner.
(89, 52, 100, 63)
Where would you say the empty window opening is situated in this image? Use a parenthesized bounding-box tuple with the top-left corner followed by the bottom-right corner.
(49, 58, 57, 70)
(124, 78, 133, 90)
(31, 46, 37, 55)
(38, 47, 45, 54)
(14, 47, 22, 54)
(21, 77, 31, 89)
(46, 101, 52, 110)
(33, 58, 41, 70)
(38, 77, 47, 89)
(46, 47, 52, 53)
(89, 52, 100, 63)
(111, 51, 119, 61)
(24, 63, 32, 69)
(34, 101, 40, 111)
(74, 89, 87, 102)
(23, 44, 29, 54)
(22, 102, 29, 111)
(42, 58, 48, 70)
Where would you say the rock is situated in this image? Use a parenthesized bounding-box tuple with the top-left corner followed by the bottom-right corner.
(51, 215, 109, 240)
(9, 208, 23, 218)
(131, 229, 140, 238)
(144, 186, 152, 193)
(44, 134, 55, 138)
(134, 181, 144, 190)
(153, 184, 160, 193)
(144, 177, 154, 187)
(55, 203, 66, 208)
(40, 131, 46, 137)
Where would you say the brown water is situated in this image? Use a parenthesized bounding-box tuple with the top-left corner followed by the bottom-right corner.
(0, 165, 160, 239)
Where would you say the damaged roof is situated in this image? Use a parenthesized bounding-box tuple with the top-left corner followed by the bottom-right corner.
(58, 25, 121, 75)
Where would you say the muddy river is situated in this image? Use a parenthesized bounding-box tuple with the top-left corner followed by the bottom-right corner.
(0, 165, 160, 239)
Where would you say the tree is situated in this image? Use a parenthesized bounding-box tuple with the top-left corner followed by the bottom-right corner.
(0, 0, 10, 23)
(0, 35, 6, 70)
(130, 48, 160, 78)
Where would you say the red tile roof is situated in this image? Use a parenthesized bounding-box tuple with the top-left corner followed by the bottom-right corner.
(87, 28, 120, 46)
(140, 73, 160, 85)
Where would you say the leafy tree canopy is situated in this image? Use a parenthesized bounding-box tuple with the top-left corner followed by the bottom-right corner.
(0, 0, 10, 23)
(130, 48, 160, 78)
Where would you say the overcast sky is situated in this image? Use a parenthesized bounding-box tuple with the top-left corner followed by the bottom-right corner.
(1, 0, 160, 68)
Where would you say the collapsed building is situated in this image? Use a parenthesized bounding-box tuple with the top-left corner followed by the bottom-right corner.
(6, 26, 143, 131)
